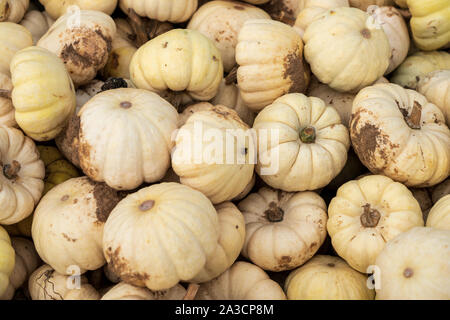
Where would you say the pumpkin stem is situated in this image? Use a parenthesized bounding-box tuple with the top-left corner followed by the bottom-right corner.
(0, 0, 10, 22)
(225, 65, 238, 85)
(0, 89, 11, 99)
(403, 268, 414, 278)
(265, 202, 284, 222)
(404, 101, 422, 129)
(183, 283, 200, 300)
(3, 160, 21, 180)
(127, 8, 172, 47)
(360, 204, 381, 228)
(139, 200, 155, 211)
(300, 126, 316, 143)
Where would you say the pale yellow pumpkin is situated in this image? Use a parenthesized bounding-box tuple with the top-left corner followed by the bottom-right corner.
(101, 282, 186, 300)
(426, 195, 450, 230)
(0, 73, 15, 127)
(103, 182, 220, 291)
(10, 46, 76, 141)
(238, 187, 328, 271)
(0, 226, 14, 297)
(0, 0, 29, 23)
(375, 227, 450, 300)
(39, 0, 118, 20)
(348, 0, 394, 11)
(285, 255, 375, 300)
(0, 22, 32, 76)
(20, 10, 54, 44)
(350, 83, 450, 187)
(119, 0, 197, 23)
(327, 175, 424, 273)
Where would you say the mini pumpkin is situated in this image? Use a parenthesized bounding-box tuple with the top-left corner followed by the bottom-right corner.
(0, 226, 14, 297)
(119, 0, 198, 23)
(102, 282, 186, 300)
(0, 22, 33, 77)
(39, 0, 118, 20)
(20, 10, 54, 44)
(0, 0, 28, 23)
(426, 195, 450, 230)
(327, 175, 424, 273)
(350, 83, 450, 187)
(238, 187, 328, 271)
(375, 227, 450, 300)
(285, 255, 375, 300)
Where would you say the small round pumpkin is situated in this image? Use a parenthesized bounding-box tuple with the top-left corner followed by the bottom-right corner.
(0, 0, 28, 23)
(426, 195, 450, 231)
(375, 227, 450, 300)
(238, 187, 328, 271)
(102, 282, 186, 300)
(119, 0, 198, 23)
(0, 22, 33, 77)
(39, 0, 118, 20)
(0, 226, 14, 297)
(327, 175, 424, 273)
(285, 255, 375, 300)
(20, 10, 54, 44)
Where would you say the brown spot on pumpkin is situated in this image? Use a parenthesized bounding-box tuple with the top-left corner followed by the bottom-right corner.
(403, 268, 414, 278)
(361, 28, 371, 39)
(283, 51, 309, 94)
(327, 263, 335, 267)
(61, 195, 70, 201)
(261, 0, 296, 25)
(106, 247, 150, 286)
(139, 200, 155, 211)
(212, 55, 218, 61)
(73, 199, 78, 204)
(233, 5, 245, 10)
(162, 41, 168, 48)
(108, 52, 119, 69)
(55, 114, 81, 168)
(62, 233, 76, 242)
(120, 101, 132, 109)
(92, 182, 127, 223)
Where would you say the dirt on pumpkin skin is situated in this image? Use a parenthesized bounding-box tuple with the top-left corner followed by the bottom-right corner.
(90, 181, 128, 223)
(283, 50, 309, 94)
(105, 246, 150, 286)
(55, 114, 81, 168)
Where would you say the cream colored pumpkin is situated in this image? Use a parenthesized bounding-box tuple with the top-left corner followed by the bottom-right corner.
(253, 93, 350, 191)
(0, 126, 44, 225)
(350, 83, 450, 187)
(0, 226, 14, 297)
(187, 1, 270, 72)
(391, 51, 450, 89)
(285, 255, 375, 300)
(10, 46, 76, 141)
(0, 0, 28, 23)
(120, 0, 197, 23)
(0, 73, 15, 127)
(303, 7, 390, 92)
(375, 227, 450, 300)
(236, 19, 310, 111)
(260, 0, 303, 25)
(327, 175, 424, 273)
(20, 10, 54, 44)
(101, 282, 187, 300)
(78, 88, 177, 190)
(348, 0, 393, 11)
(103, 183, 220, 291)
(172, 104, 255, 204)
(431, 178, 449, 204)
(37, 10, 116, 86)
(29, 264, 100, 300)
(39, 0, 118, 20)
(0, 237, 40, 300)
(416, 70, 450, 125)
(238, 188, 327, 271)
(196, 261, 286, 300)
(426, 195, 450, 230)
(190, 202, 245, 283)
(367, 6, 409, 75)
(130, 29, 223, 101)
(0, 22, 32, 76)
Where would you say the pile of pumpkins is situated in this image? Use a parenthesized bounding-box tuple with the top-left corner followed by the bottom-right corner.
(0, 0, 449, 301)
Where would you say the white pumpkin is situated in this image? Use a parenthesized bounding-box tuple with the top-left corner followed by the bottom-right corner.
(101, 282, 187, 300)
(39, 0, 118, 20)
(0, 0, 28, 23)
(20, 10, 54, 44)
(119, 0, 198, 23)
(0, 73, 15, 127)
(426, 195, 450, 231)
(0, 22, 33, 76)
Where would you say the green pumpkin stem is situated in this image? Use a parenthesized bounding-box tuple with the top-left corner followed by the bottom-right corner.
(300, 126, 316, 144)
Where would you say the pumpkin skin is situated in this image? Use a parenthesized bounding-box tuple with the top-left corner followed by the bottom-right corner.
(0, 226, 14, 297)
(391, 51, 450, 89)
(101, 282, 186, 300)
(0, 0, 28, 23)
(350, 83, 450, 187)
(285, 255, 375, 300)
(172, 104, 255, 204)
(327, 175, 424, 273)
(187, 1, 270, 72)
(10, 46, 76, 141)
(238, 188, 327, 271)
(426, 195, 450, 230)
(37, 10, 116, 86)
(375, 227, 450, 300)
(103, 183, 220, 291)
(0, 73, 15, 127)
(416, 70, 450, 126)
(20, 10, 54, 44)
(28, 264, 100, 300)
(196, 261, 287, 300)
(0, 22, 33, 77)
(253, 93, 350, 192)
(130, 29, 223, 101)
(78, 88, 177, 190)
(303, 7, 390, 93)
(0, 126, 44, 225)
(236, 19, 310, 112)
(119, 0, 198, 23)
(261, 0, 304, 25)
(39, 0, 118, 20)
(348, 0, 393, 11)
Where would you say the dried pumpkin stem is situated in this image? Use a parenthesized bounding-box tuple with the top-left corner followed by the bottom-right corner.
(300, 126, 316, 144)
(3, 160, 21, 180)
(404, 101, 422, 129)
(403, 268, 414, 278)
(265, 202, 284, 222)
(360, 204, 381, 228)
(0, 0, 10, 22)
(183, 283, 200, 300)
(225, 65, 238, 85)
(0, 89, 11, 99)
(127, 8, 149, 47)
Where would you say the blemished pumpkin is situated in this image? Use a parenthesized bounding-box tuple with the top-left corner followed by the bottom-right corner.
(196, 261, 287, 300)
(238, 187, 328, 271)
(407, 0, 450, 51)
(172, 104, 255, 204)
(28, 264, 100, 300)
(260, 0, 303, 25)
(0, 237, 40, 300)
(236, 19, 310, 111)
(0, 73, 15, 127)
(375, 227, 450, 300)
(103, 183, 220, 291)
(130, 29, 223, 101)
(187, 1, 270, 72)
(284, 255, 375, 300)
(327, 175, 424, 273)
(303, 7, 390, 93)
(0, 0, 28, 23)
(0, 126, 45, 225)
(78, 88, 178, 190)
(190, 202, 245, 283)
(252, 93, 350, 192)
(390, 51, 450, 89)
(119, 0, 197, 23)
(37, 10, 116, 86)
(0, 226, 14, 297)
(416, 70, 450, 126)
(348, 0, 394, 11)
(102, 282, 186, 300)
(350, 83, 450, 187)
(20, 10, 54, 44)
(39, 0, 118, 20)
(10, 46, 76, 141)
(32, 177, 127, 275)
(0, 22, 33, 77)
(426, 195, 450, 231)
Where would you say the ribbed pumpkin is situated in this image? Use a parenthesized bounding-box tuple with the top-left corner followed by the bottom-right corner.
(0, 22, 33, 77)
(0, 0, 28, 23)
(119, 0, 198, 23)
(39, 0, 118, 19)
(19, 10, 54, 44)
(426, 195, 450, 231)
